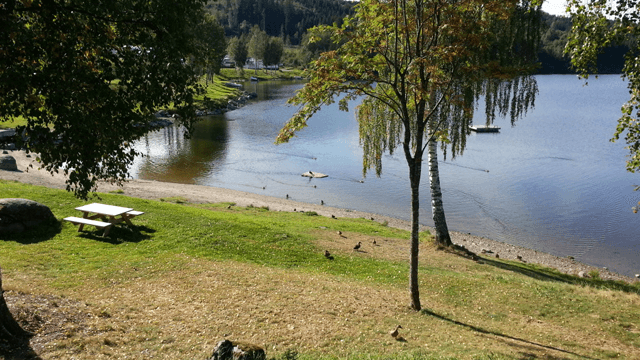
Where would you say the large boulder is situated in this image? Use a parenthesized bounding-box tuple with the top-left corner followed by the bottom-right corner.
(0, 199, 55, 234)
(208, 340, 266, 360)
(0, 155, 17, 171)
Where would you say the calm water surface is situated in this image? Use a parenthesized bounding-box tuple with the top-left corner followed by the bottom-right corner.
(130, 75, 639, 277)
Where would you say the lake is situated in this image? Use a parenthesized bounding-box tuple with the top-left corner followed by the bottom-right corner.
(130, 75, 639, 277)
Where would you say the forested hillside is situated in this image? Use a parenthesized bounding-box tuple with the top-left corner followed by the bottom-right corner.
(207, 0, 626, 74)
(206, 0, 354, 45)
(538, 12, 627, 74)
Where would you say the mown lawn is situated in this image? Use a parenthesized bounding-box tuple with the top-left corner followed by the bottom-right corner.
(1, 180, 639, 360)
(219, 67, 305, 81)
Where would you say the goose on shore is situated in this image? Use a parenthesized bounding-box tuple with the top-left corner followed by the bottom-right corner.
(390, 325, 402, 338)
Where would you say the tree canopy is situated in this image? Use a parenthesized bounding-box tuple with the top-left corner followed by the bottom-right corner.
(264, 37, 284, 68)
(227, 34, 249, 72)
(277, 0, 541, 310)
(248, 25, 269, 64)
(566, 0, 640, 173)
(194, 14, 227, 82)
(0, 0, 208, 198)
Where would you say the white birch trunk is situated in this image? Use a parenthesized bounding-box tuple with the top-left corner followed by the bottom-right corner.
(428, 140, 452, 246)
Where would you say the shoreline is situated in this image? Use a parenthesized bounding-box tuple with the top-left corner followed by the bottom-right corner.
(1, 149, 637, 283)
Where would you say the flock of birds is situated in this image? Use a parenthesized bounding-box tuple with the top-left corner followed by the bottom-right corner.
(323, 231, 376, 261)
(322, 229, 408, 341)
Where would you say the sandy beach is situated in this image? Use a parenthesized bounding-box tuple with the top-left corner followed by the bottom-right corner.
(1, 149, 637, 283)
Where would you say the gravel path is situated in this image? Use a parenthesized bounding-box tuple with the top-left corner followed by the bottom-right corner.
(1, 149, 637, 283)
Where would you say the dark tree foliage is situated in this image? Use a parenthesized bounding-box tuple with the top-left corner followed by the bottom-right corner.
(227, 34, 249, 71)
(206, 0, 354, 45)
(263, 37, 284, 67)
(537, 12, 628, 74)
(0, 0, 208, 199)
(194, 14, 228, 82)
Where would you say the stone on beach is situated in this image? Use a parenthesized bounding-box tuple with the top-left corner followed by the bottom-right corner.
(0, 155, 18, 171)
(0, 198, 55, 234)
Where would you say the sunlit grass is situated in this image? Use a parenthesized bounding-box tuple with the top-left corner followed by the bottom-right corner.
(0, 116, 28, 129)
(1, 180, 639, 359)
(219, 67, 305, 81)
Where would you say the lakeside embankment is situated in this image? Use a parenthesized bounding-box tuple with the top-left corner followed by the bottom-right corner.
(1, 149, 637, 284)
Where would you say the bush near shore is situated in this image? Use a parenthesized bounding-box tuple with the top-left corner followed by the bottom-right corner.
(0, 180, 639, 359)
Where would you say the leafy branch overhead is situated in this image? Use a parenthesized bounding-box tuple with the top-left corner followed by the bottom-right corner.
(0, 0, 210, 198)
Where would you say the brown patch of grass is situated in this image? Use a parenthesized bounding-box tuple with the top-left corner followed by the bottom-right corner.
(5, 252, 639, 359)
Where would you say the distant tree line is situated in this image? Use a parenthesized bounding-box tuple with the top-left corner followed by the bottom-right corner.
(208, 0, 628, 74)
(206, 0, 354, 45)
(538, 12, 628, 74)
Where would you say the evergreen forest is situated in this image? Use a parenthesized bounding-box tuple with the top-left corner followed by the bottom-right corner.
(206, 0, 354, 45)
(538, 12, 628, 74)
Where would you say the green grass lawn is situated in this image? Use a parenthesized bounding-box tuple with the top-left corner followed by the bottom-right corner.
(1, 180, 639, 360)
(219, 67, 305, 81)
(0, 116, 27, 130)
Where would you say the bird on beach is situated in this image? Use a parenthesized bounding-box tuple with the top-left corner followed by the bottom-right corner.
(321, 200, 324, 205)
(390, 325, 402, 339)
(353, 241, 362, 251)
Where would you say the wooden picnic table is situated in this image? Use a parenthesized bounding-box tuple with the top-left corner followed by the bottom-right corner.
(64, 203, 144, 236)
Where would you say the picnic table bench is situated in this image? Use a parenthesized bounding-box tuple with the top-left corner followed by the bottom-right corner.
(64, 203, 144, 236)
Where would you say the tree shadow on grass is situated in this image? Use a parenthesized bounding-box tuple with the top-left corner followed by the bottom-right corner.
(1, 265, 41, 359)
(421, 308, 597, 360)
(442, 245, 640, 295)
(0, 337, 41, 360)
(0, 218, 62, 244)
(78, 225, 155, 244)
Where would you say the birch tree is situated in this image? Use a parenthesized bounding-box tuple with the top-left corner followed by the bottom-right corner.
(277, 0, 541, 310)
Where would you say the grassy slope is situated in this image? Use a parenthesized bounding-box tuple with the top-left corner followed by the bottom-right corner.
(194, 73, 243, 109)
(0, 180, 639, 360)
(0, 116, 27, 130)
(219, 67, 305, 81)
